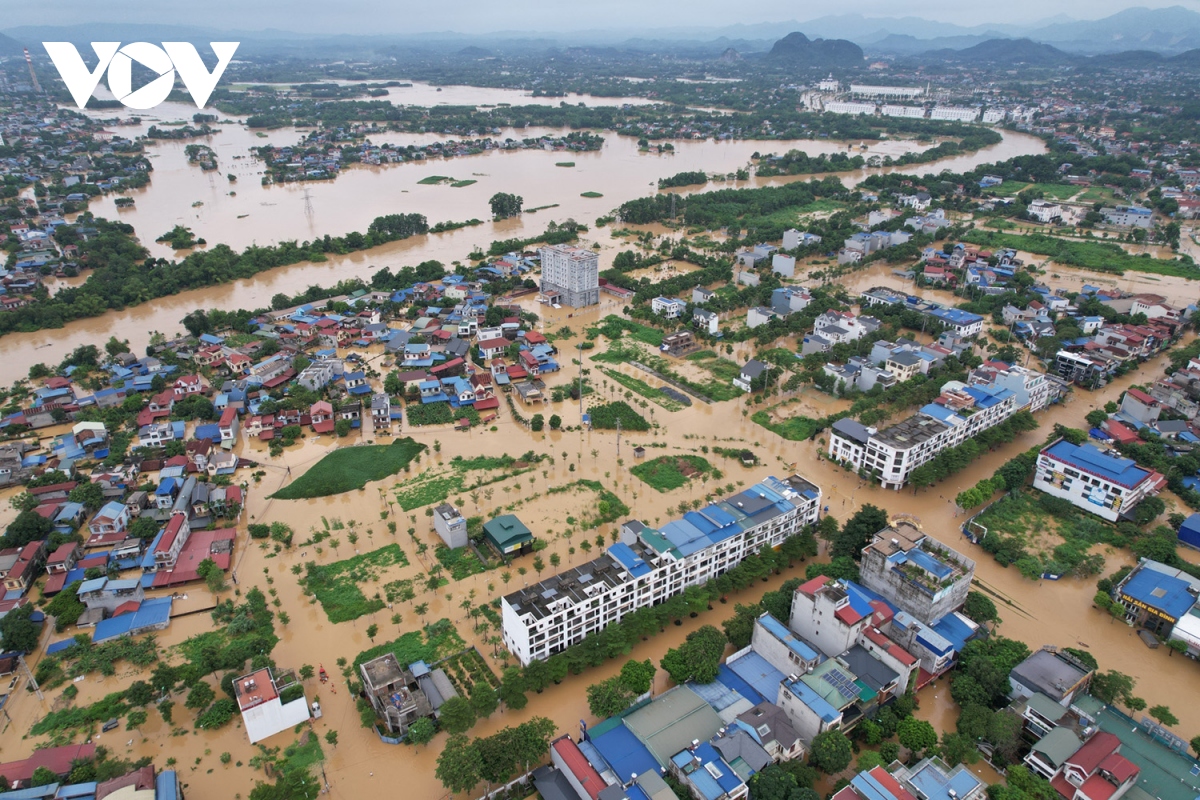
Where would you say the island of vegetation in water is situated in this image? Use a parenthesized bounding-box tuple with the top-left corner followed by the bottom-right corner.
(272, 437, 427, 499)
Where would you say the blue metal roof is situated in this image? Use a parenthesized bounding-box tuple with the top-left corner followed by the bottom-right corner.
(906, 549, 953, 581)
(929, 613, 977, 654)
(591, 724, 660, 783)
(726, 652, 784, 702)
(609, 543, 651, 578)
(93, 597, 172, 642)
(712, 664, 765, 706)
(757, 614, 820, 663)
(782, 679, 840, 723)
(1120, 568, 1198, 621)
(907, 760, 983, 800)
(1044, 440, 1152, 489)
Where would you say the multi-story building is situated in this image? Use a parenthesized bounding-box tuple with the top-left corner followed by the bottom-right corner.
(858, 521, 975, 625)
(929, 106, 979, 122)
(970, 363, 1058, 413)
(501, 475, 822, 665)
(1032, 439, 1167, 523)
(828, 381, 1017, 490)
(234, 667, 311, 744)
(1102, 205, 1153, 228)
(433, 503, 468, 549)
(539, 244, 599, 308)
(652, 296, 686, 319)
(1028, 200, 1063, 223)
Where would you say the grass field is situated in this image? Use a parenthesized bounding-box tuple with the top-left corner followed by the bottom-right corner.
(436, 545, 491, 580)
(417, 175, 452, 184)
(450, 179, 477, 188)
(272, 438, 425, 499)
(598, 367, 683, 411)
(352, 618, 465, 675)
(581, 191, 603, 198)
(556, 161, 576, 167)
(631, 455, 714, 492)
(962, 230, 1199, 278)
(751, 409, 819, 441)
(300, 544, 409, 623)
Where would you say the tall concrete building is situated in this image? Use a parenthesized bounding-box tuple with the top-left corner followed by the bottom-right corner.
(858, 521, 974, 624)
(539, 244, 599, 307)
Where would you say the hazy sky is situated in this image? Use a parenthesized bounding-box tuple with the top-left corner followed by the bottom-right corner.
(4, 0, 1198, 34)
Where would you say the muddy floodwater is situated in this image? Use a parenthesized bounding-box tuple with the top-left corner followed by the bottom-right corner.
(4, 90, 1047, 381)
(8, 86, 1200, 799)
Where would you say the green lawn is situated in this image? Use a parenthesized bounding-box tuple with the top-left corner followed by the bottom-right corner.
(418, 175, 452, 184)
(631, 455, 714, 492)
(450, 179, 477, 188)
(300, 544, 410, 623)
(272, 438, 426, 499)
(436, 545, 491, 580)
(353, 619, 465, 675)
(588, 400, 651, 431)
(581, 191, 603, 198)
(751, 409, 819, 441)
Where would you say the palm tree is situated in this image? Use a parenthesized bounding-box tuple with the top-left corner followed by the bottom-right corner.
(415, 603, 429, 622)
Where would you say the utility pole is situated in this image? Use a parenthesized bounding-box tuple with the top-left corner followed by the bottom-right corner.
(578, 345, 584, 418)
(616, 417, 621, 458)
(303, 187, 314, 216)
(19, 655, 42, 701)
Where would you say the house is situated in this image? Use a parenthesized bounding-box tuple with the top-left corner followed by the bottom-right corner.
(310, 401, 335, 434)
(652, 297, 686, 320)
(484, 514, 534, 556)
(736, 702, 805, 762)
(88, 500, 130, 537)
(662, 331, 698, 357)
(1113, 559, 1199, 635)
(734, 359, 769, 393)
(78, 576, 144, 613)
(477, 337, 509, 361)
(1102, 205, 1153, 228)
(693, 308, 720, 335)
(1119, 388, 1160, 426)
(371, 393, 392, 427)
(693, 286, 715, 304)
(2, 541, 47, 594)
(152, 513, 191, 571)
(747, 306, 778, 330)
(1028, 200, 1063, 223)
(771, 254, 796, 277)
(235, 667, 311, 744)
(858, 521, 975, 625)
(433, 503, 468, 549)
(1032, 439, 1167, 523)
(771, 288, 812, 316)
(46, 542, 81, 574)
(173, 374, 203, 397)
(359, 653, 437, 735)
(218, 407, 239, 446)
(1008, 647, 1093, 706)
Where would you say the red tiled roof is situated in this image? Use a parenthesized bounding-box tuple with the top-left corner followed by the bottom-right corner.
(1066, 732, 1121, 775)
(156, 514, 186, 556)
(797, 575, 829, 595)
(1051, 774, 1075, 800)
(835, 605, 864, 626)
(1125, 388, 1156, 406)
(0, 743, 95, 786)
(474, 397, 500, 411)
(312, 419, 335, 434)
(151, 528, 234, 587)
(1097, 753, 1138, 783)
(112, 600, 141, 617)
(551, 737, 605, 800)
(29, 482, 77, 496)
(43, 572, 67, 595)
(1078, 775, 1119, 800)
(868, 767, 917, 800)
(48, 543, 77, 564)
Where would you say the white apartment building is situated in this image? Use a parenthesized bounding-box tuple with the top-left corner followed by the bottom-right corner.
(1102, 205, 1153, 229)
(930, 106, 979, 122)
(982, 108, 1007, 124)
(539, 244, 599, 307)
(501, 475, 822, 665)
(1028, 200, 1062, 223)
(849, 85, 924, 99)
(828, 381, 1018, 490)
(1033, 439, 1167, 522)
(880, 105, 926, 119)
(235, 667, 311, 744)
(824, 101, 877, 116)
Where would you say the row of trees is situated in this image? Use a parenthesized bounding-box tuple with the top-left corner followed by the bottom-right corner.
(908, 411, 1039, 490)
(434, 717, 557, 795)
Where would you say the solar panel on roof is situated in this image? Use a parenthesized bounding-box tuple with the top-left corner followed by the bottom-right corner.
(541, 589, 558, 599)
(578, 573, 593, 583)
(822, 668, 862, 699)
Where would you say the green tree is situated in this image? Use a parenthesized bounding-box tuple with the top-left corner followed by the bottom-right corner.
(660, 625, 725, 684)
(408, 717, 436, 749)
(897, 717, 938, 755)
(549, 414, 562, 430)
(2, 510, 54, 548)
(335, 418, 352, 438)
(499, 666, 528, 710)
(1149, 705, 1179, 727)
(587, 676, 635, 718)
(186, 681, 216, 710)
(325, 729, 339, 747)
(68, 481, 104, 510)
(1089, 670, 1136, 706)
(0, 604, 40, 653)
(530, 414, 545, 432)
(489, 192, 524, 220)
(619, 658, 656, 695)
(748, 763, 800, 800)
(440, 695, 477, 734)
(833, 505, 889, 560)
(809, 730, 853, 773)
(962, 591, 999, 625)
(470, 683, 498, 718)
(29, 767, 59, 787)
(436, 733, 482, 794)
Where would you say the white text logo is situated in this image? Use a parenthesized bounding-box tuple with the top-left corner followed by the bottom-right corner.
(42, 42, 239, 110)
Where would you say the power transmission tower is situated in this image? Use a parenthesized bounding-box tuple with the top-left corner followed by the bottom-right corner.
(23, 49, 41, 94)
(302, 187, 314, 216)
(18, 654, 42, 701)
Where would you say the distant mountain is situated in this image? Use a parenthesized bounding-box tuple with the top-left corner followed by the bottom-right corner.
(767, 32, 863, 69)
(0, 32, 24, 57)
(1086, 49, 1165, 68)
(866, 33, 997, 56)
(923, 38, 1076, 66)
(1032, 5, 1200, 54)
(457, 46, 492, 58)
(718, 48, 742, 64)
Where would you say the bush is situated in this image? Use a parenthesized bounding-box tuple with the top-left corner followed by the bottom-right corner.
(195, 698, 237, 729)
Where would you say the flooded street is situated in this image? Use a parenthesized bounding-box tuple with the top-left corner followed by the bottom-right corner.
(10, 84, 1200, 799)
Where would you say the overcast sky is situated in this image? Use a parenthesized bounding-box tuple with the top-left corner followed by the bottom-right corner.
(5, 0, 1197, 34)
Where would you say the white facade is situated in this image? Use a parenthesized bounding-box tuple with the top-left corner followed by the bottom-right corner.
(849, 85, 923, 99)
(824, 101, 877, 116)
(772, 254, 796, 277)
(501, 476, 822, 665)
(236, 669, 311, 745)
(880, 105, 926, 119)
(1028, 200, 1062, 223)
(539, 244, 599, 307)
(652, 296, 686, 319)
(982, 108, 1007, 124)
(1102, 205, 1153, 228)
(828, 381, 1018, 490)
(1032, 439, 1165, 522)
(930, 106, 979, 122)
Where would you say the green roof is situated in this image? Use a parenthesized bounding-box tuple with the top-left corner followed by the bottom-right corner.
(1031, 727, 1084, 767)
(483, 514, 533, 548)
(1026, 692, 1070, 723)
(622, 686, 722, 767)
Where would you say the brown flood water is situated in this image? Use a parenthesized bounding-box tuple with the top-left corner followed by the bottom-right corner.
(7, 317, 1200, 800)
(4, 100, 1046, 382)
